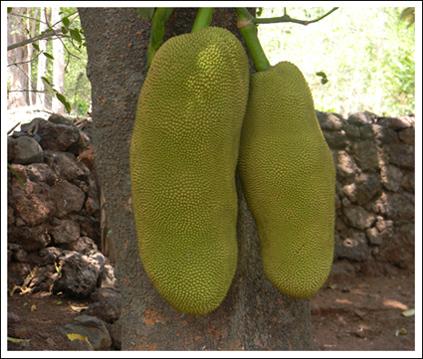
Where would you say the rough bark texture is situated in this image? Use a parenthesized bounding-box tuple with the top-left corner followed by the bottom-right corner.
(78, 8, 312, 350)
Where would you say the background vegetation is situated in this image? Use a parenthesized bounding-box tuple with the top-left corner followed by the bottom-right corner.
(258, 7, 415, 116)
(7, 7, 415, 118)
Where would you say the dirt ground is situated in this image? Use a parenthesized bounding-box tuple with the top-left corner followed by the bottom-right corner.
(312, 272, 415, 350)
(8, 271, 415, 351)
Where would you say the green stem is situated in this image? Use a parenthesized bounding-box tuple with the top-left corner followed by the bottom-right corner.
(146, 8, 174, 69)
(236, 8, 270, 72)
(192, 8, 214, 32)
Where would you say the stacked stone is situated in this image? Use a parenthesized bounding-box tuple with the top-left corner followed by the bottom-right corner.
(7, 114, 115, 298)
(317, 111, 415, 271)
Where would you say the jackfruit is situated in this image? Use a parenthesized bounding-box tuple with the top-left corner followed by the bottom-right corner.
(239, 62, 335, 299)
(130, 27, 249, 315)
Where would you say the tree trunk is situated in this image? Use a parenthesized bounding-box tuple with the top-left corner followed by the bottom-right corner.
(51, 7, 65, 113)
(7, 8, 31, 108)
(79, 8, 312, 350)
(36, 7, 48, 110)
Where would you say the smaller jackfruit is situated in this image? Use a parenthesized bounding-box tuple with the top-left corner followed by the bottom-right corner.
(239, 61, 335, 299)
(130, 27, 249, 315)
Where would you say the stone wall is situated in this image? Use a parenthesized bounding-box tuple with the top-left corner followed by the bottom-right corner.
(7, 111, 415, 294)
(7, 115, 116, 296)
(317, 111, 415, 274)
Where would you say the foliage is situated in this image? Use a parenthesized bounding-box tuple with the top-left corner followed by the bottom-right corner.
(21, 7, 90, 115)
(258, 7, 415, 116)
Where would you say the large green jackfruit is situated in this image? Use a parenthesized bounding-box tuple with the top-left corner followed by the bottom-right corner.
(130, 27, 249, 315)
(239, 62, 335, 299)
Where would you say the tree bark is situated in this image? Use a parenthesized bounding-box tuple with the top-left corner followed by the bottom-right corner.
(36, 7, 48, 110)
(79, 7, 312, 350)
(51, 7, 65, 113)
(7, 8, 31, 108)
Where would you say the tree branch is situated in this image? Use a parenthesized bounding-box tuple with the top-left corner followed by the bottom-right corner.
(9, 11, 48, 25)
(255, 7, 339, 25)
(7, 29, 64, 51)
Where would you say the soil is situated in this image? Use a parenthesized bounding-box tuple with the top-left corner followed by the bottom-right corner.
(312, 272, 415, 351)
(8, 271, 415, 351)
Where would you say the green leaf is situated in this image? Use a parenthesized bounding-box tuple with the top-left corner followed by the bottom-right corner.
(256, 8, 263, 17)
(400, 7, 415, 25)
(56, 93, 72, 113)
(8, 7, 12, 13)
(70, 28, 82, 43)
(62, 16, 70, 27)
(32, 43, 40, 51)
(41, 76, 51, 85)
(136, 8, 155, 20)
(316, 71, 329, 85)
(43, 52, 54, 60)
(61, 26, 68, 34)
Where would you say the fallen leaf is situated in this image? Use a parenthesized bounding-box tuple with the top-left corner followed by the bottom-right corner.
(66, 333, 88, 342)
(401, 308, 415, 317)
(7, 336, 30, 344)
(395, 328, 408, 336)
(70, 304, 88, 312)
(56, 300, 63, 305)
(30, 304, 37, 312)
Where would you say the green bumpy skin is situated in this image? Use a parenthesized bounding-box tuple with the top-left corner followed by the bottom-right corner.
(130, 27, 249, 315)
(239, 62, 335, 299)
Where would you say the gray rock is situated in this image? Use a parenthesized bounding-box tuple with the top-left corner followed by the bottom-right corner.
(53, 251, 103, 298)
(86, 288, 121, 323)
(73, 214, 101, 244)
(371, 192, 414, 220)
(316, 112, 343, 131)
(372, 124, 399, 144)
(8, 224, 51, 251)
(343, 205, 376, 230)
(335, 150, 358, 179)
(11, 178, 55, 226)
(32, 246, 65, 266)
(62, 315, 111, 350)
(401, 171, 414, 192)
(26, 163, 58, 185)
(383, 116, 412, 130)
(8, 206, 15, 226)
(107, 319, 121, 350)
(23, 264, 59, 293)
(381, 164, 403, 192)
(8, 262, 32, 288)
(65, 236, 98, 255)
(359, 124, 374, 140)
(50, 180, 85, 217)
(351, 140, 379, 171)
(8, 136, 43, 164)
(99, 263, 117, 288)
(343, 122, 361, 139)
(387, 143, 414, 169)
(35, 120, 81, 152)
(323, 130, 349, 149)
(398, 127, 414, 145)
(341, 196, 351, 208)
(335, 230, 370, 262)
(44, 151, 89, 181)
(49, 218, 80, 244)
(85, 197, 100, 215)
(366, 227, 384, 246)
(348, 112, 375, 126)
(9, 243, 28, 262)
(48, 113, 74, 126)
(375, 216, 394, 232)
(342, 173, 381, 205)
